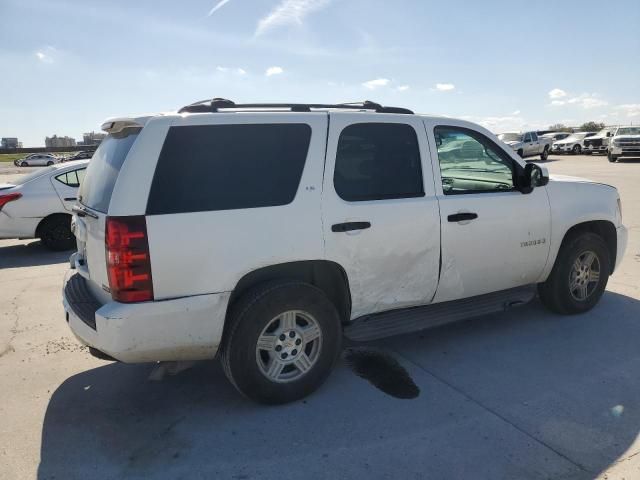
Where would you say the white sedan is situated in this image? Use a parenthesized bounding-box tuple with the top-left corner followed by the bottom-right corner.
(552, 132, 598, 154)
(0, 160, 89, 250)
(13, 153, 61, 167)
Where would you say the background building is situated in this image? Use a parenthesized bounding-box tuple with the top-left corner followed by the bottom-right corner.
(45, 135, 76, 148)
(1, 137, 22, 148)
(80, 131, 106, 146)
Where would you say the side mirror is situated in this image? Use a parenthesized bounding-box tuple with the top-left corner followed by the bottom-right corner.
(521, 163, 548, 193)
(607, 132, 612, 137)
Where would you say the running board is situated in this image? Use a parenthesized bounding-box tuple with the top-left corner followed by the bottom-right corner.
(344, 285, 536, 342)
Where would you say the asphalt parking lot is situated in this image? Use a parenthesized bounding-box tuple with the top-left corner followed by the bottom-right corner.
(1, 154, 639, 480)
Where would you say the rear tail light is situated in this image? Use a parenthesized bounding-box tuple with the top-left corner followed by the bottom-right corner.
(0, 192, 22, 212)
(105, 215, 154, 303)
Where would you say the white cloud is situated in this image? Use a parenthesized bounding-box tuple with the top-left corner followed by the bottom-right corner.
(615, 104, 640, 117)
(548, 88, 567, 99)
(362, 78, 390, 90)
(256, 0, 331, 36)
(435, 83, 455, 92)
(265, 66, 284, 76)
(511, 110, 520, 115)
(35, 47, 56, 64)
(549, 92, 608, 109)
(217, 66, 247, 75)
(397, 85, 410, 92)
(208, 0, 232, 15)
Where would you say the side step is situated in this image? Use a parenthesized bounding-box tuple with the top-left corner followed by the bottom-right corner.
(344, 285, 536, 342)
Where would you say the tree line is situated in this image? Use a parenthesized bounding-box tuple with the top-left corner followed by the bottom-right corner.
(548, 121, 606, 132)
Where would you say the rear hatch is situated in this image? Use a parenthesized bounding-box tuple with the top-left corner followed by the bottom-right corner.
(74, 128, 140, 302)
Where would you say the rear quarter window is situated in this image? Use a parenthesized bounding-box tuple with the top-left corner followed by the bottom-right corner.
(146, 123, 312, 215)
(78, 129, 140, 212)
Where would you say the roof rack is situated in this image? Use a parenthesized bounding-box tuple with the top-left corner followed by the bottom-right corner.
(177, 98, 414, 115)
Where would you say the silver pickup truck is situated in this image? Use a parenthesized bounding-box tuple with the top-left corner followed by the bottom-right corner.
(498, 131, 552, 161)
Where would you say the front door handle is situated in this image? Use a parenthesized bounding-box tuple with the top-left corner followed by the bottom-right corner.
(332, 222, 371, 232)
(447, 213, 478, 222)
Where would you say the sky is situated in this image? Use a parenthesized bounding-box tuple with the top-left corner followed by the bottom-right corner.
(1, 0, 639, 146)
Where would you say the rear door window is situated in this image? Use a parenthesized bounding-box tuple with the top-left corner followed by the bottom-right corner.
(78, 128, 140, 212)
(333, 123, 424, 201)
(146, 124, 312, 215)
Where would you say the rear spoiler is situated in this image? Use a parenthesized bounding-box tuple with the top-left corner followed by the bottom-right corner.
(101, 118, 145, 135)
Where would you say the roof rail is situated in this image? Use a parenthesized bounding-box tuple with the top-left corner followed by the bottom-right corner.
(177, 98, 414, 115)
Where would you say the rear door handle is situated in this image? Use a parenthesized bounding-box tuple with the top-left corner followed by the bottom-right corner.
(332, 222, 371, 232)
(447, 213, 478, 222)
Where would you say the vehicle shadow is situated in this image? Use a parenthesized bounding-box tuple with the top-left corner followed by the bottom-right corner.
(0, 241, 70, 268)
(37, 291, 640, 479)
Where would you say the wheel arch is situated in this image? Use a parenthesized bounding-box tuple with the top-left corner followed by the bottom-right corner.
(227, 260, 352, 324)
(35, 212, 72, 238)
(559, 220, 617, 274)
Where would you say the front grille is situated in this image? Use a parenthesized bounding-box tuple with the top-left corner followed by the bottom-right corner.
(64, 273, 101, 330)
(585, 139, 603, 147)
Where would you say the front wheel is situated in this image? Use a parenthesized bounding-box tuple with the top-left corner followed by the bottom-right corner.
(540, 146, 549, 161)
(46, 161, 54, 166)
(20, 161, 28, 167)
(538, 232, 610, 314)
(221, 281, 342, 404)
(572, 144, 581, 155)
(608, 152, 618, 163)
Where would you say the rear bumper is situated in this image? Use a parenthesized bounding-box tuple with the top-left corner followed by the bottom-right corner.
(615, 225, 628, 272)
(62, 270, 231, 363)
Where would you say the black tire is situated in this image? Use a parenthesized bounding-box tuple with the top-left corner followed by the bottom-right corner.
(538, 232, 610, 315)
(572, 144, 581, 155)
(46, 161, 54, 166)
(540, 146, 549, 161)
(38, 215, 75, 251)
(220, 281, 342, 404)
(608, 152, 618, 163)
(517, 149, 524, 158)
(20, 161, 28, 167)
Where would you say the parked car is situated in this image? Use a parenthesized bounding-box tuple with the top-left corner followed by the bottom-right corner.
(0, 160, 88, 250)
(63, 99, 627, 404)
(583, 127, 616, 155)
(608, 126, 640, 162)
(552, 132, 598, 154)
(540, 132, 572, 142)
(497, 131, 553, 160)
(13, 153, 59, 167)
(63, 151, 93, 162)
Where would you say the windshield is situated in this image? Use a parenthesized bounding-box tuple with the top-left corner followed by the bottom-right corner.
(617, 127, 640, 136)
(13, 166, 57, 185)
(78, 128, 140, 212)
(498, 133, 522, 142)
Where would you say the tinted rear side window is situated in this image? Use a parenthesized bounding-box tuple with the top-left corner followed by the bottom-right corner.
(78, 129, 140, 212)
(147, 124, 312, 215)
(334, 123, 424, 202)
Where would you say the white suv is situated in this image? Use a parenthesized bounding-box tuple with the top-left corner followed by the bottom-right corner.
(63, 99, 628, 404)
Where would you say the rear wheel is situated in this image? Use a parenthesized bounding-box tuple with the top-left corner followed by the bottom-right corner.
(221, 281, 342, 404)
(608, 152, 618, 163)
(540, 146, 549, 161)
(538, 232, 610, 314)
(38, 215, 75, 251)
(572, 144, 581, 155)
